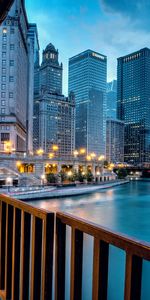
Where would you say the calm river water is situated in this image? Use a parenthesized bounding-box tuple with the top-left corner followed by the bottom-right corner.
(29, 181, 150, 300)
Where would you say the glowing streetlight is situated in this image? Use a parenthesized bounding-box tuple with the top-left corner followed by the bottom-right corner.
(36, 148, 44, 156)
(73, 150, 79, 157)
(48, 152, 54, 159)
(90, 152, 96, 158)
(52, 145, 59, 151)
(98, 155, 105, 161)
(79, 148, 86, 155)
(96, 171, 100, 176)
(86, 155, 91, 161)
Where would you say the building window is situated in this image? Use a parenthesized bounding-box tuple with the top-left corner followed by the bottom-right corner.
(1, 117, 5, 121)
(9, 76, 14, 82)
(1, 108, 5, 114)
(2, 36, 7, 42)
(1, 84, 6, 90)
(1, 92, 6, 98)
(10, 28, 15, 34)
(2, 44, 6, 50)
(9, 92, 13, 98)
(2, 60, 6, 66)
(2, 76, 6, 82)
(2, 52, 6, 58)
(1, 133, 9, 142)
(1, 100, 5, 106)
(10, 44, 14, 50)
(10, 60, 14, 66)
(2, 28, 7, 34)
(2, 68, 6, 75)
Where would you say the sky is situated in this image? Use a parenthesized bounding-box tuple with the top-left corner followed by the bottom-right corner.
(26, 0, 150, 95)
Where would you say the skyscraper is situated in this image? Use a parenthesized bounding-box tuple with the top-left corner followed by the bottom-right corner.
(106, 119, 124, 163)
(33, 42, 75, 156)
(0, 0, 34, 153)
(39, 92, 75, 156)
(117, 48, 150, 164)
(69, 49, 107, 155)
(40, 43, 63, 94)
(106, 80, 117, 119)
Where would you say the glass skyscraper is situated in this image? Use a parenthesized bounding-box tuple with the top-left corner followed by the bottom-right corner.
(69, 50, 107, 155)
(117, 48, 150, 164)
(106, 80, 117, 119)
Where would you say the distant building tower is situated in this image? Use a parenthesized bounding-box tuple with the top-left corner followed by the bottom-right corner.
(106, 80, 117, 119)
(28, 24, 40, 151)
(117, 48, 150, 164)
(69, 49, 107, 155)
(40, 43, 63, 94)
(33, 42, 75, 156)
(106, 119, 124, 163)
(0, 0, 33, 153)
(39, 92, 75, 156)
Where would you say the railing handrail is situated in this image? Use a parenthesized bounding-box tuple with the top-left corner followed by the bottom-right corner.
(0, 193, 51, 219)
(56, 211, 150, 260)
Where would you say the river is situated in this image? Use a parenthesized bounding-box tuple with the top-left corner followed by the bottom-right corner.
(29, 181, 150, 300)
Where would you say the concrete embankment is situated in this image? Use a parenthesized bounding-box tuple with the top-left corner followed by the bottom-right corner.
(3, 180, 129, 201)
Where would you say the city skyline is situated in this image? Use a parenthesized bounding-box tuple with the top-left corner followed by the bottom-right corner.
(26, 0, 150, 94)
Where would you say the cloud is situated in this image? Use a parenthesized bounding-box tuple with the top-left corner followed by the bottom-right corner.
(100, 0, 150, 29)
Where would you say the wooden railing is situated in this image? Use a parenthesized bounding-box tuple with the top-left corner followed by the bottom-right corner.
(55, 212, 150, 300)
(0, 194, 54, 300)
(1, 195, 150, 300)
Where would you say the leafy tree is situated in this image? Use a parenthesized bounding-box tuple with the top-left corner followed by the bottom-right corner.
(117, 168, 128, 179)
(59, 170, 67, 182)
(85, 170, 94, 182)
(104, 160, 109, 168)
(47, 173, 57, 183)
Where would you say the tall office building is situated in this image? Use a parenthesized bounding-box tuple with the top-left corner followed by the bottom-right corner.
(117, 48, 150, 164)
(40, 43, 63, 94)
(69, 50, 107, 155)
(28, 24, 40, 151)
(33, 42, 75, 155)
(39, 92, 75, 156)
(106, 119, 124, 163)
(0, 0, 34, 152)
(106, 80, 117, 119)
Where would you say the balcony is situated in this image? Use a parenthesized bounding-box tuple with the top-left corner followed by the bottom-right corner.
(0, 194, 150, 299)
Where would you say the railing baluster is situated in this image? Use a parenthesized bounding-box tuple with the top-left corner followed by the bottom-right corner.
(55, 217, 66, 300)
(92, 238, 109, 300)
(0, 201, 6, 291)
(5, 204, 14, 299)
(41, 213, 54, 300)
(124, 253, 142, 300)
(70, 228, 83, 300)
(20, 211, 31, 300)
(11, 208, 21, 300)
(30, 216, 42, 300)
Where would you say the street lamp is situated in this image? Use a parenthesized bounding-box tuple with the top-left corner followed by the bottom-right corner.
(36, 148, 44, 156)
(48, 152, 54, 159)
(41, 174, 46, 186)
(73, 150, 79, 158)
(86, 155, 91, 161)
(52, 145, 59, 151)
(79, 148, 86, 155)
(98, 155, 105, 161)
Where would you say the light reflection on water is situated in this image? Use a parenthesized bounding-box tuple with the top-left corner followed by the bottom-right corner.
(28, 182, 150, 300)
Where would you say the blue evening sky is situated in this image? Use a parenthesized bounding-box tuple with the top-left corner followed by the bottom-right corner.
(26, 0, 150, 95)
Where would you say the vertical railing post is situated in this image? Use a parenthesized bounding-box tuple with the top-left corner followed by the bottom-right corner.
(92, 238, 109, 300)
(70, 228, 83, 300)
(0, 201, 6, 291)
(124, 253, 142, 300)
(41, 213, 54, 300)
(55, 216, 66, 300)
